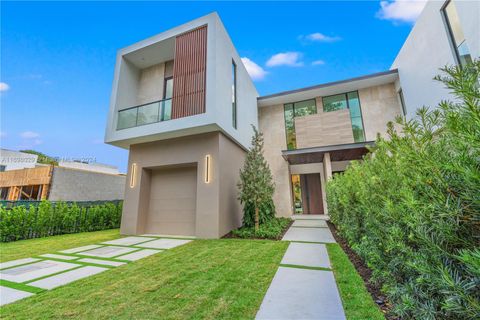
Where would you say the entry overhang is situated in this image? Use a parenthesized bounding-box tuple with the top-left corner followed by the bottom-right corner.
(282, 141, 375, 165)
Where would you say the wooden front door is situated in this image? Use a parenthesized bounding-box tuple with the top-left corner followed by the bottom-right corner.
(300, 173, 324, 214)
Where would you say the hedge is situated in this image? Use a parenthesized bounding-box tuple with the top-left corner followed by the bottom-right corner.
(0, 200, 122, 242)
(327, 61, 480, 319)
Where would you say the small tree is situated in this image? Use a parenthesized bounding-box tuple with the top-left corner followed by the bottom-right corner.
(238, 126, 275, 231)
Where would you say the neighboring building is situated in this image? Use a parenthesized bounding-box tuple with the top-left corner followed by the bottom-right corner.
(105, 1, 479, 238)
(392, 0, 479, 117)
(0, 149, 38, 172)
(0, 151, 126, 201)
(58, 161, 120, 175)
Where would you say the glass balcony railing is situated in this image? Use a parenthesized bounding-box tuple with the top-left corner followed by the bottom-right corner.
(117, 98, 172, 130)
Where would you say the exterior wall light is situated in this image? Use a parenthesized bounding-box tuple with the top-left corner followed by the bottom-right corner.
(130, 163, 137, 188)
(204, 155, 211, 183)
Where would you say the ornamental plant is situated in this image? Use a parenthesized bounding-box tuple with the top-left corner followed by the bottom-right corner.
(327, 60, 480, 319)
(238, 126, 276, 230)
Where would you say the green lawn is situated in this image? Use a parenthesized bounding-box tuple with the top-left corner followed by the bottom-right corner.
(327, 243, 385, 320)
(1, 239, 288, 319)
(0, 229, 121, 262)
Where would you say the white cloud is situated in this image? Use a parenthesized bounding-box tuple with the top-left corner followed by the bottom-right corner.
(0, 131, 6, 138)
(92, 138, 104, 144)
(377, 0, 427, 23)
(241, 57, 268, 81)
(20, 131, 40, 139)
(301, 33, 341, 43)
(312, 60, 326, 66)
(266, 52, 303, 67)
(0, 82, 10, 92)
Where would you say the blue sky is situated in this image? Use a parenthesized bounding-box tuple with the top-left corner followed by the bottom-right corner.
(0, 1, 425, 172)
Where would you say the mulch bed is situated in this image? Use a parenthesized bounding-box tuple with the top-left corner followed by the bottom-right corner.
(327, 221, 398, 319)
(222, 219, 294, 240)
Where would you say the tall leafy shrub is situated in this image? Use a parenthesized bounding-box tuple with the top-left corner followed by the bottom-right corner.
(0, 200, 122, 242)
(238, 126, 276, 230)
(327, 61, 480, 319)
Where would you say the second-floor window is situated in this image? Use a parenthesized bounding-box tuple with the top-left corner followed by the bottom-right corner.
(322, 91, 365, 143)
(442, 0, 472, 67)
(283, 99, 317, 150)
(232, 61, 237, 129)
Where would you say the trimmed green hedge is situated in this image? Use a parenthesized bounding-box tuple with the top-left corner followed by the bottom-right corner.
(0, 200, 122, 242)
(327, 62, 480, 319)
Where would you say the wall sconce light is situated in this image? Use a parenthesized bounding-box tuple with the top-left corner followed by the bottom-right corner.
(130, 163, 137, 188)
(204, 155, 211, 183)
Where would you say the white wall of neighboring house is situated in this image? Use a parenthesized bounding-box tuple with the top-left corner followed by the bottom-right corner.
(58, 161, 120, 175)
(0, 149, 38, 171)
(392, 0, 480, 118)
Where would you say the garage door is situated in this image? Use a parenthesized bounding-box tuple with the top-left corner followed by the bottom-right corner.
(145, 166, 197, 236)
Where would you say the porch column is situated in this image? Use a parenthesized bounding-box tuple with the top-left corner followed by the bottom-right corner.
(323, 152, 333, 181)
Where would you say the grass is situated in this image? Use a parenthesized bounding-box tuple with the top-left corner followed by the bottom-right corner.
(230, 217, 292, 239)
(0, 229, 121, 262)
(0, 239, 288, 320)
(327, 243, 385, 320)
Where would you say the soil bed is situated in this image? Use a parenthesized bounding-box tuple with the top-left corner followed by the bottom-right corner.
(223, 218, 293, 240)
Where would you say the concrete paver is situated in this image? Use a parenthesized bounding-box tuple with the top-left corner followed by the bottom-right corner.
(77, 258, 126, 267)
(39, 254, 79, 260)
(0, 260, 79, 283)
(117, 249, 162, 261)
(29, 266, 108, 289)
(136, 238, 192, 249)
(256, 267, 346, 320)
(282, 227, 336, 243)
(78, 246, 138, 258)
(60, 244, 103, 254)
(281, 243, 331, 269)
(102, 236, 156, 246)
(292, 219, 328, 228)
(0, 286, 34, 306)
(0, 258, 40, 270)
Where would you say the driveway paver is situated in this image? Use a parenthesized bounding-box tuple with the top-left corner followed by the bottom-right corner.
(0, 235, 193, 306)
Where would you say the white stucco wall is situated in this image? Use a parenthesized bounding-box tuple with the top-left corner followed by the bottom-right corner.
(392, 0, 479, 118)
(0, 149, 38, 171)
(105, 13, 258, 150)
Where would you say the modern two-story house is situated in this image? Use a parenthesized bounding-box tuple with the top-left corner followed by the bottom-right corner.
(105, 1, 479, 238)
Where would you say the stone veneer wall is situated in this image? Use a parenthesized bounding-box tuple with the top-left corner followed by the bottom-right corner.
(258, 104, 292, 217)
(359, 83, 403, 141)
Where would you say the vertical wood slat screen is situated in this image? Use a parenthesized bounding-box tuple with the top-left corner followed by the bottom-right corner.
(171, 25, 207, 119)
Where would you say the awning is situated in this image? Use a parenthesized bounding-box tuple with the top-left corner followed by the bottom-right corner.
(282, 141, 375, 165)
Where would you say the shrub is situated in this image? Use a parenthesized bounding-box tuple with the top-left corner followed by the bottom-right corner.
(238, 126, 276, 229)
(231, 217, 292, 240)
(0, 200, 122, 242)
(327, 60, 480, 319)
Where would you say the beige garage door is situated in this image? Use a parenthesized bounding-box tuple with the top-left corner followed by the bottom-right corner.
(145, 166, 197, 236)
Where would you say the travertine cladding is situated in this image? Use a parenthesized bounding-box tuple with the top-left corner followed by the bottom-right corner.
(359, 83, 403, 141)
(258, 105, 292, 217)
(294, 109, 354, 149)
(137, 62, 165, 105)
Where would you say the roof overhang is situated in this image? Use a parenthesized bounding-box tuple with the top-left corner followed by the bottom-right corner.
(282, 141, 375, 165)
(258, 70, 399, 107)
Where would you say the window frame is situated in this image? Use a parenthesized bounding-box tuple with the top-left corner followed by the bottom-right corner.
(283, 98, 317, 150)
(322, 91, 366, 143)
(441, 0, 471, 67)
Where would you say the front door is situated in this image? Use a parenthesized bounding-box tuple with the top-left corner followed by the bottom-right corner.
(299, 173, 324, 214)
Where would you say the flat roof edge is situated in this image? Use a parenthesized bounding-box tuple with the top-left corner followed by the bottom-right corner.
(258, 69, 398, 101)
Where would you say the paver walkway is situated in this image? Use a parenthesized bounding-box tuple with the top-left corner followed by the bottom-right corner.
(256, 215, 346, 320)
(0, 234, 193, 306)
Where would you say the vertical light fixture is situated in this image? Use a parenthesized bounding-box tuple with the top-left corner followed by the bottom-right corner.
(204, 155, 211, 183)
(130, 163, 137, 188)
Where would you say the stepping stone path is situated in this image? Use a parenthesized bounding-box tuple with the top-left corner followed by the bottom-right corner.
(0, 234, 193, 306)
(256, 215, 346, 320)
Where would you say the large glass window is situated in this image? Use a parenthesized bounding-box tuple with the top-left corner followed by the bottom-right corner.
(443, 1, 472, 67)
(283, 99, 317, 150)
(322, 91, 365, 142)
(232, 61, 237, 129)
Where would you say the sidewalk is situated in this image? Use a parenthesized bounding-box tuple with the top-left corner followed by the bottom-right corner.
(256, 215, 346, 320)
